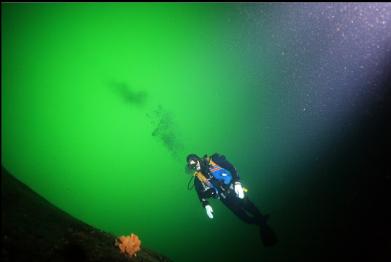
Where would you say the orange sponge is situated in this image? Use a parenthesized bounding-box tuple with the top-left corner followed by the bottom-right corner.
(116, 233, 141, 257)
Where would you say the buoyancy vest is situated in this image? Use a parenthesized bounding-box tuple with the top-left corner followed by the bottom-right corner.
(208, 160, 233, 185)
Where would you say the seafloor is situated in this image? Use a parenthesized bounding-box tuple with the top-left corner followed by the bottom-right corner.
(1, 166, 172, 262)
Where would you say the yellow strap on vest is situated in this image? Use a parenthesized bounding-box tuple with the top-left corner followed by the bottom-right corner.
(194, 171, 249, 192)
(194, 171, 209, 184)
(208, 159, 217, 166)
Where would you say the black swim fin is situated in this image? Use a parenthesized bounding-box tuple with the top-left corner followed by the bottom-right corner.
(259, 223, 278, 246)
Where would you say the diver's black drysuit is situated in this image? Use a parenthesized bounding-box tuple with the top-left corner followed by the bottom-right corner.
(194, 154, 267, 225)
(193, 153, 277, 246)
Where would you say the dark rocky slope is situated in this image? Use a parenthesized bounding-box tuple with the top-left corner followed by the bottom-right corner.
(1, 166, 172, 262)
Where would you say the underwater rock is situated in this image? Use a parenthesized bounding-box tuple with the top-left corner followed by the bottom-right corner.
(1, 166, 172, 262)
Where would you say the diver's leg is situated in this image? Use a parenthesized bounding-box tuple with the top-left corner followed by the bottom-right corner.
(220, 194, 259, 225)
(240, 198, 277, 246)
(241, 197, 269, 225)
(222, 194, 278, 246)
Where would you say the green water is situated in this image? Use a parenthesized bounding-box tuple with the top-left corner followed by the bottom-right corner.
(2, 3, 359, 261)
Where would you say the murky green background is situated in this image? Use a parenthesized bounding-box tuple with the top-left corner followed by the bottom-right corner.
(3, 3, 389, 262)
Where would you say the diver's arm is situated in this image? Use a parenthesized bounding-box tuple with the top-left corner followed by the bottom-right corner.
(194, 178, 215, 219)
(194, 178, 210, 207)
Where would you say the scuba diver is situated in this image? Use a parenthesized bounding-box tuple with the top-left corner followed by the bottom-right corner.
(186, 153, 277, 246)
